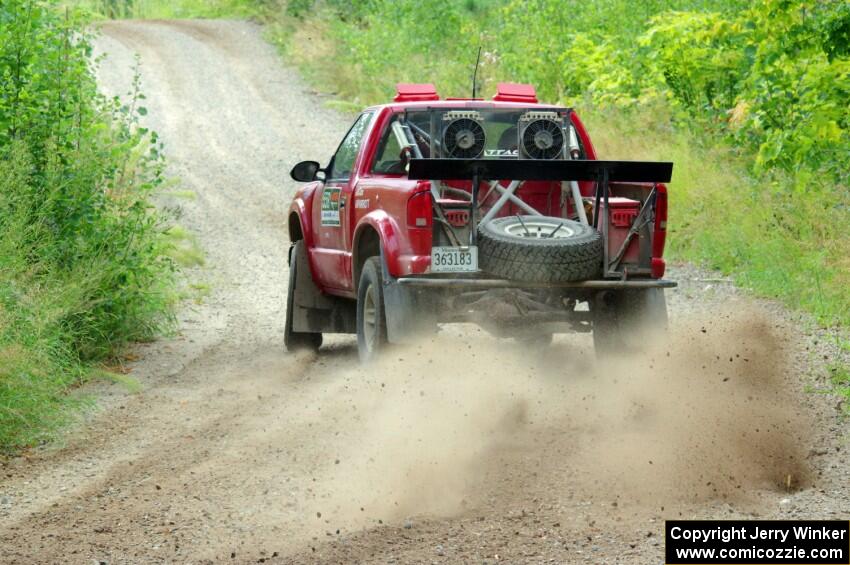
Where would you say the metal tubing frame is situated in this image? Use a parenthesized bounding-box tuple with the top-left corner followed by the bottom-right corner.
(569, 180, 588, 225)
(479, 180, 543, 225)
(402, 134, 674, 280)
(470, 170, 480, 246)
(607, 186, 656, 272)
(599, 168, 612, 278)
(400, 119, 463, 247)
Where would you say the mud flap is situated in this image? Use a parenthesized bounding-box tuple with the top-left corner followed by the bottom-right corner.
(291, 243, 356, 334)
(380, 255, 437, 344)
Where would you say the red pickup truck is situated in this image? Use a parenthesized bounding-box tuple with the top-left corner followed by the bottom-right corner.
(285, 83, 675, 361)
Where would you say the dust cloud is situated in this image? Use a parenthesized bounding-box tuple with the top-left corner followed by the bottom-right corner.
(302, 308, 812, 531)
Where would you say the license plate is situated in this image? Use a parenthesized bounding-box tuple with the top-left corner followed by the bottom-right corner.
(430, 246, 478, 273)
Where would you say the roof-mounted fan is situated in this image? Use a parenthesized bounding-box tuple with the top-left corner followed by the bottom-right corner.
(519, 114, 565, 159)
(443, 115, 486, 159)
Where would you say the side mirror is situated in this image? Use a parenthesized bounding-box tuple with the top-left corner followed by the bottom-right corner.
(290, 160, 321, 182)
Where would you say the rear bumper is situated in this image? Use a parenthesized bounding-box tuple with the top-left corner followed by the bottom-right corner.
(395, 275, 677, 290)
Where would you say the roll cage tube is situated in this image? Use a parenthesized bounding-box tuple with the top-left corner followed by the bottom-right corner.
(393, 114, 464, 247)
(398, 107, 596, 244)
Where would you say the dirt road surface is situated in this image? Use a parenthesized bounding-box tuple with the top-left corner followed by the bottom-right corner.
(1, 20, 847, 564)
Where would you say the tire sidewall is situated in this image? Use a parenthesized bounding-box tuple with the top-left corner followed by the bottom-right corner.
(356, 257, 387, 362)
(480, 216, 598, 248)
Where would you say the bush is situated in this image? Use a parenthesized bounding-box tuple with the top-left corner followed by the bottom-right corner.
(67, 0, 258, 19)
(0, 0, 175, 450)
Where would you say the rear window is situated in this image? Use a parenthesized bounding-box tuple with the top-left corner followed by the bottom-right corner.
(371, 107, 585, 174)
(372, 116, 405, 174)
(371, 113, 432, 175)
(402, 107, 579, 161)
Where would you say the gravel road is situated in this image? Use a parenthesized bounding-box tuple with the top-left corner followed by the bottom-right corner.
(0, 20, 846, 564)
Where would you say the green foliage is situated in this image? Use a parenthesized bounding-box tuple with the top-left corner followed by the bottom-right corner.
(496, 0, 850, 182)
(163, 225, 205, 268)
(0, 0, 176, 451)
(63, 0, 258, 19)
(263, 0, 849, 327)
(584, 106, 849, 326)
(269, 0, 495, 105)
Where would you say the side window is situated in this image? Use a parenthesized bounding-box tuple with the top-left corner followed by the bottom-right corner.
(372, 116, 405, 174)
(327, 112, 373, 181)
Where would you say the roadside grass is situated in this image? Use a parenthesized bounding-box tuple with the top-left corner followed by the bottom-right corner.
(185, 282, 212, 305)
(0, 331, 85, 450)
(88, 366, 142, 393)
(828, 362, 850, 415)
(163, 225, 206, 268)
(61, 0, 255, 19)
(582, 107, 850, 327)
(265, 14, 338, 95)
(1, 2, 177, 453)
(827, 338, 850, 415)
(0, 1, 212, 454)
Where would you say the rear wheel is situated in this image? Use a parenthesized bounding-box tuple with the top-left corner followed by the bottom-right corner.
(357, 257, 388, 362)
(592, 288, 667, 357)
(284, 241, 323, 352)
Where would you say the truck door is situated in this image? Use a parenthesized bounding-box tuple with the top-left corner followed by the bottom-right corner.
(311, 111, 374, 292)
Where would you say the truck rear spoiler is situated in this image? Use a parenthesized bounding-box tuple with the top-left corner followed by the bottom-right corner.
(408, 158, 673, 183)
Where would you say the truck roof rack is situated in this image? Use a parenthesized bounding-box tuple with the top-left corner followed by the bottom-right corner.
(493, 83, 538, 103)
(394, 83, 440, 102)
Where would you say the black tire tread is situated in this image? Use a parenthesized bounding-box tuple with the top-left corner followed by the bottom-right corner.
(478, 217, 602, 283)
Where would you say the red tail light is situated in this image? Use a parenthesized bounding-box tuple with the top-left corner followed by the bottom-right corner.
(407, 191, 432, 228)
(652, 184, 668, 278)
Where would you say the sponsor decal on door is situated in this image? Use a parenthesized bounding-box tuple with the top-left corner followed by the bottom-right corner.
(321, 187, 342, 226)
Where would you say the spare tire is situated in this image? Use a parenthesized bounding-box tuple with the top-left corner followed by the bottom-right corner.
(478, 216, 602, 283)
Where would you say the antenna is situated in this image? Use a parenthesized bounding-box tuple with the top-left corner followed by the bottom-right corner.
(471, 46, 482, 99)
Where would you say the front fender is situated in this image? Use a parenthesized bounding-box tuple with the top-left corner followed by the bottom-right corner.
(288, 182, 320, 249)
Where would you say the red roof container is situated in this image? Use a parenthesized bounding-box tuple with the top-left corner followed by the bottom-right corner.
(394, 83, 440, 102)
(493, 83, 538, 103)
